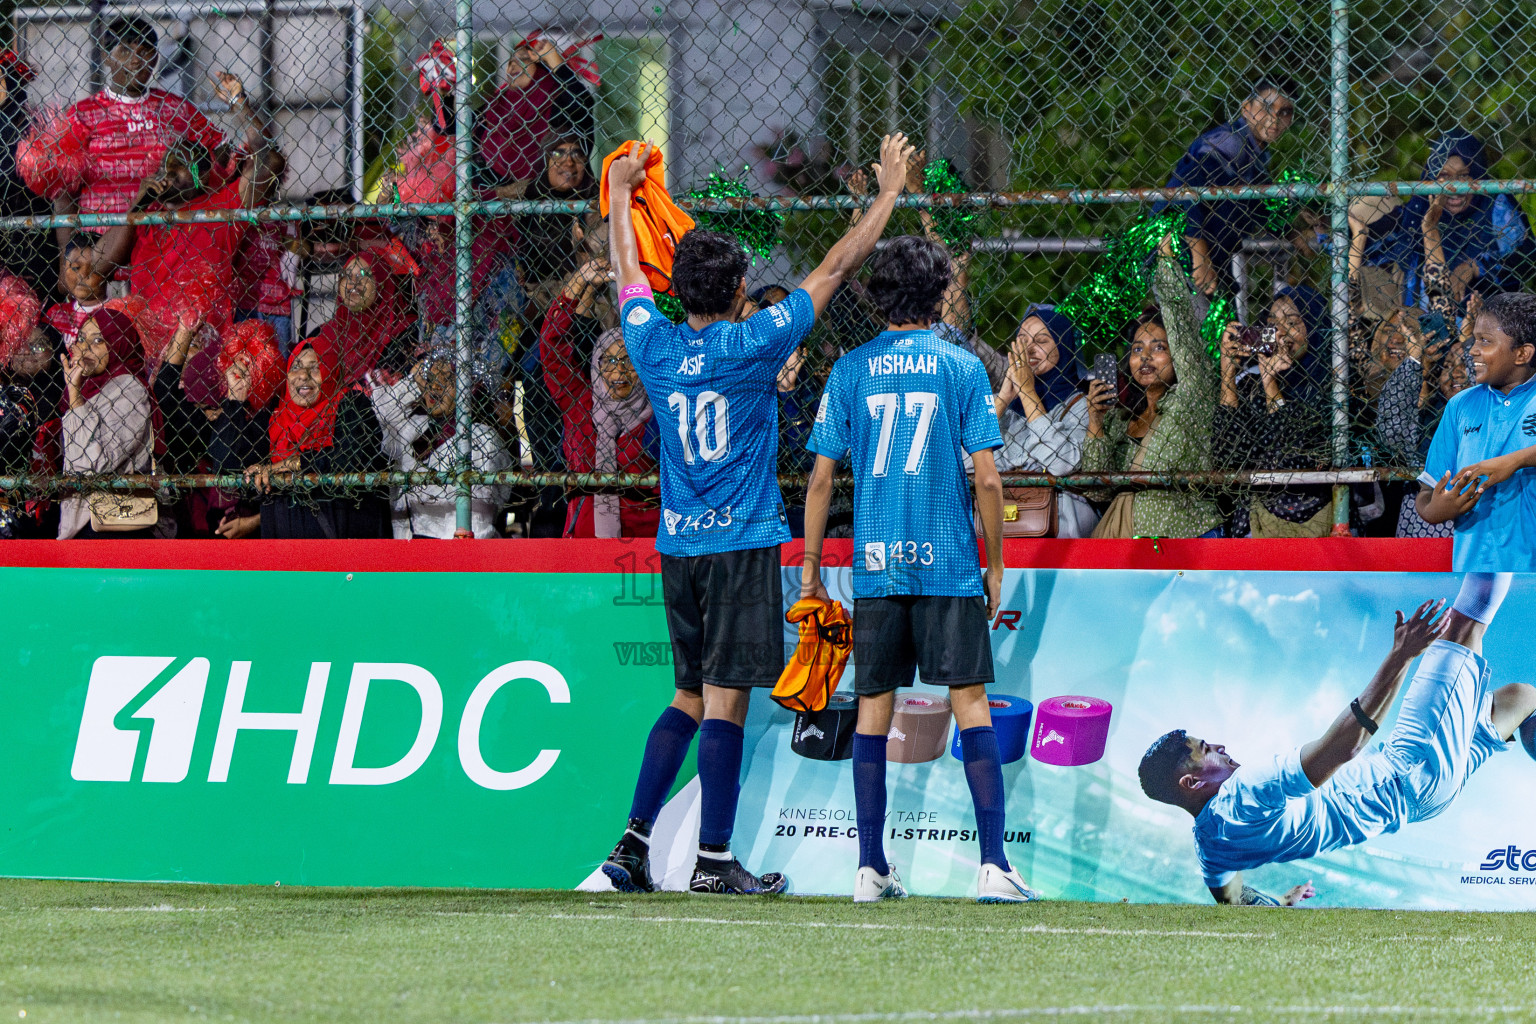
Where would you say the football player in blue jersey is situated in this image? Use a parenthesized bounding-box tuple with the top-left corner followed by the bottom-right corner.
(600, 133, 916, 895)
(800, 234, 1041, 903)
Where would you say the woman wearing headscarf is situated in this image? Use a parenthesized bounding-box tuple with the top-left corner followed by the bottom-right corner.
(58, 308, 154, 538)
(1082, 254, 1223, 539)
(989, 305, 1099, 537)
(1215, 283, 1334, 536)
(540, 259, 659, 538)
(316, 252, 418, 385)
(1371, 131, 1530, 311)
(371, 345, 513, 538)
(478, 34, 596, 185)
(509, 132, 600, 317)
(252, 337, 391, 538)
(202, 320, 282, 538)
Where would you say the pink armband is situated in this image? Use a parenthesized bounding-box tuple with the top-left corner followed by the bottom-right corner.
(620, 282, 653, 304)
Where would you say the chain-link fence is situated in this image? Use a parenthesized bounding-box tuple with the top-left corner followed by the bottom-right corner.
(0, 0, 1530, 539)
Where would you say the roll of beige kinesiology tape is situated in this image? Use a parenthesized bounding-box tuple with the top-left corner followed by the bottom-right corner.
(886, 693, 953, 764)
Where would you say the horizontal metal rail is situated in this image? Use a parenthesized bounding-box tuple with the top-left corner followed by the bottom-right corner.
(1, 178, 1534, 230)
(0, 468, 1421, 493)
(14, 1, 353, 19)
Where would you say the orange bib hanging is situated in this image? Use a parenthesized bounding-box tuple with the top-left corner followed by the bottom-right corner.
(772, 597, 853, 713)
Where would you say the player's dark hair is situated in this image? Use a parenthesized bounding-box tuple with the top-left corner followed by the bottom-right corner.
(671, 230, 748, 317)
(103, 16, 159, 53)
(1139, 729, 1194, 807)
(866, 235, 951, 327)
(1478, 292, 1536, 354)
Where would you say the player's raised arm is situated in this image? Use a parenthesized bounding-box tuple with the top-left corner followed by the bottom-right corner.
(607, 141, 656, 295)
(1297, 600, 1447, 787)
(797, 133, 916, 316)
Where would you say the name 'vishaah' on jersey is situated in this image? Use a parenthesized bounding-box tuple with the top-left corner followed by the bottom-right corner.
(620, 290, 815, 557)
(808, 329, 1003, 599)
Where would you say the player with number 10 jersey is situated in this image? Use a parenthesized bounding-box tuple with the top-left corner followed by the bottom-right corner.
(811, 332, 1002, 597)
(620, 288, 811, 555)
(598, 135, 917, 898)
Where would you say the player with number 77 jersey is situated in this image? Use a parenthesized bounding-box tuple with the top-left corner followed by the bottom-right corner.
(808, 321, 1002, 597)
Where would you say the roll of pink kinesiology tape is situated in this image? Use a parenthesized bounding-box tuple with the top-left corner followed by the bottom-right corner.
(1029, 695, 1113, 766)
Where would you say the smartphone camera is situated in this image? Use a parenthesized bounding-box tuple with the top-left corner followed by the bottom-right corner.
(1238, 325, 1279, 356)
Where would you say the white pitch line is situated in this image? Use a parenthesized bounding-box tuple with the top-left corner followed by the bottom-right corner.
(85, 906, 236, 913)
(500, 1005, 1536, 1024)
(429, 911, 1269, 940)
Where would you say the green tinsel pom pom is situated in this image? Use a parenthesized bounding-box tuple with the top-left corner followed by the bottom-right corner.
(1262, 167, 1318, 235)
(687, 169, 781, 262)
(1200, 294, 1237, 361)
(922, 158, 979, 249)
(654, 292, 687, 323)
(1056, 208, 1188, 349)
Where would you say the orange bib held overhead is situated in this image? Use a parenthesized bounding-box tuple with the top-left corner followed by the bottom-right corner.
(601, 143, 696, 295)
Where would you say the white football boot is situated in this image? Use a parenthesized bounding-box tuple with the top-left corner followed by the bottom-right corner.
(976, 863, 1040, 903)
(853, 865, 909, 903)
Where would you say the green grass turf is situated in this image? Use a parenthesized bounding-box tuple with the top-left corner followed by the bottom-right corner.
(1, 880, 1534, 1024)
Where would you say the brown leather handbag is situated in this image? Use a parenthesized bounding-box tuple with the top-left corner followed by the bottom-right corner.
(976, 487, 1057, 538)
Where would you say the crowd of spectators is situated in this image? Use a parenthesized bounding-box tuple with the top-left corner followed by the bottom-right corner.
(0, 29, 1529, 543)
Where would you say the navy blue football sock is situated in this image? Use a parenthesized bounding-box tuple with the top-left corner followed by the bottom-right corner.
(627, 705, 700, 828)
(697, 718, 745, 849)
(959, 725, 1010, 872)
(851, 732, 890, 875)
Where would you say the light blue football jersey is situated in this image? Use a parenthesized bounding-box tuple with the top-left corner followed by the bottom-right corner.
(620, 289, 814, 556)
(808, 329, 1003, 598)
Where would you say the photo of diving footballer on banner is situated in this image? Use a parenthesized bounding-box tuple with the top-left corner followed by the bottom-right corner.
(1140, 573, 1536, 906)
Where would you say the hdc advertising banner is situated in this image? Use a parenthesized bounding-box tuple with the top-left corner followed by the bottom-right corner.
(2, 561, 1533, 909)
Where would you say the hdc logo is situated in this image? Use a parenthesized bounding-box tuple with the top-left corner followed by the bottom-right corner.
(71, 656, 570, 790)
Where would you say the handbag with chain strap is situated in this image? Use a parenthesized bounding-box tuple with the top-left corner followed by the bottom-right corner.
(87, 455, 159, 532)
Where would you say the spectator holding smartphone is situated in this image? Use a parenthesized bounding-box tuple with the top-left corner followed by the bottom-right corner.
(1214, 285, 1333, 537)
(1082, 255, 1222, 539)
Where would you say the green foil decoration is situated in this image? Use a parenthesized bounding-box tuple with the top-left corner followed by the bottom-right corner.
(686, 168, 781, 262)
(922, 158, 979, 249)
(654, 291, 687, 323)
(1200, 293, 1237, 361)
(1262, 167, 1318, 235)
(1056, 208, 1188, 349)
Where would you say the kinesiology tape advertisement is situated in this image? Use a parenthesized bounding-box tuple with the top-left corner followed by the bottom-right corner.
(4, 565, 1534, 909)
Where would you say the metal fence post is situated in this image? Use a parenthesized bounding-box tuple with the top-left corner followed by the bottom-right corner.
(1329, 0, 1353, 534)
(452, 0, 474, 536)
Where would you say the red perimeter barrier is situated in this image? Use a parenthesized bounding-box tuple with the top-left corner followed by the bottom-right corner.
(0, 538, 1452, 573)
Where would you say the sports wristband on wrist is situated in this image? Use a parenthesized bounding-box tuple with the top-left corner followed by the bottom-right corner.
(1350, 697, 1379, 735)
(619, 282, 653, 304)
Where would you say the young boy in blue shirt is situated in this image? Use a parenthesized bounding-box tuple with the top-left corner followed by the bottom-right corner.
(799, 234, 1040, 904)
(600, 133, 915, 895)
(1418, 292, 1536, 571)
